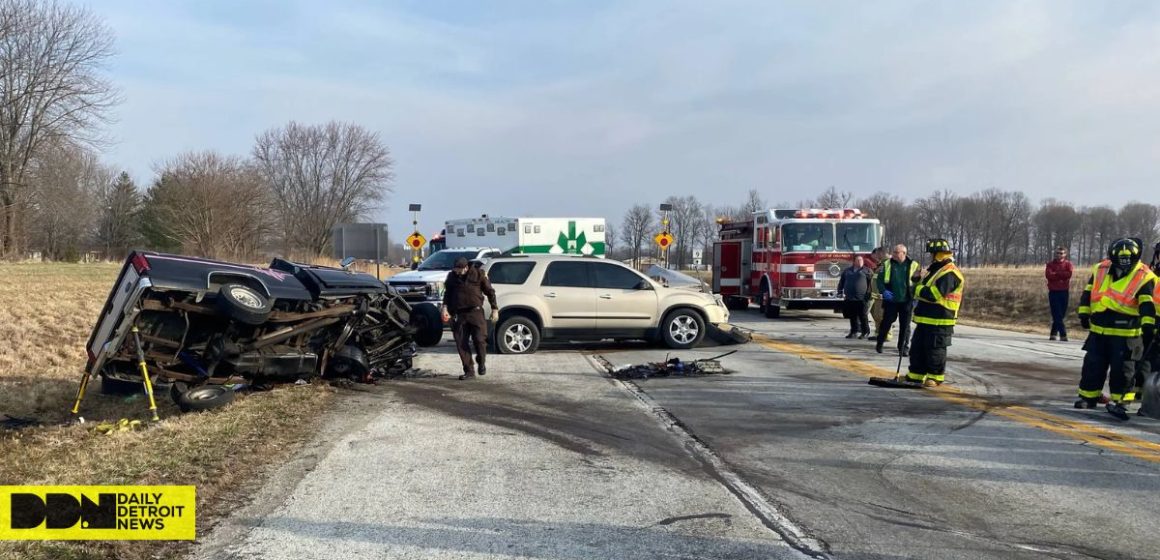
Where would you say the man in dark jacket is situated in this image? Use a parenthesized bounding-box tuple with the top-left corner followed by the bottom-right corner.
(1045, 246, 1074, 341)
(837, 256, 873, 339)
(875, 244, 922, 356)
(441, 257, 499, 380)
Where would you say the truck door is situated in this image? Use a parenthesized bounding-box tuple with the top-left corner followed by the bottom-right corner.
(714, 240, 742, 295)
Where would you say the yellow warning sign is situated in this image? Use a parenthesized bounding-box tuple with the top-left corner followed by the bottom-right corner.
(406, 232, 426, 249)
(654, 232, 673, 250)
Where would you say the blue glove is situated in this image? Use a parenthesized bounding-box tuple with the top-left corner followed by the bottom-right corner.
(882, 290, 894, 302)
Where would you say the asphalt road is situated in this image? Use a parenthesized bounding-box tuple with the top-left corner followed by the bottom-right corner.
(199, 310, 1160, 560)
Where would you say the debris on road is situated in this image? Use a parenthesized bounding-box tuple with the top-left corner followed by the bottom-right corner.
(610, 351, 736, 380)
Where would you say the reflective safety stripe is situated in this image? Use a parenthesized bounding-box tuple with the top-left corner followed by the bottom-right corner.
(1091, 324, 1143, 337)
(1077, 388, 1103, 399)
(928, 373, 945, 382)
(1111, 393, 1124, 402)
(906, 372, 946, 383)
(1078, 306, 1092, 314)
(907, 372, 925, 382)
(1124, 392, 1138, 402)
(1144, 316, 1157, 326)
(914, 316, 957, 326)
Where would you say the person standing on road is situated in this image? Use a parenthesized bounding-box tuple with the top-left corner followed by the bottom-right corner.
(903, 239, 964, 387)
(442, 257, 499, 381)
(1045, 246, 1074, 341)
(1075, 238, 1157, 420)
(875, 244, 921, 356)
(837, 256, 873, 339)
(867, 246, 892, 342)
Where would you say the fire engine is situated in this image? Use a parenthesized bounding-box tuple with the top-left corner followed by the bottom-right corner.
(712, 208, 883, 318)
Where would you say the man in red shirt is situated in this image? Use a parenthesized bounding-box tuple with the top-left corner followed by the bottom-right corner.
(1045, 246, 1074, 341)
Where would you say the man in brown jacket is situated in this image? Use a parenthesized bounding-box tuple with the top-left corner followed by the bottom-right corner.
(441, 257, 499, 380)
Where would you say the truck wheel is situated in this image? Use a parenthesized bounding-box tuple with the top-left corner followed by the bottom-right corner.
(498, 316, 540, 354)
(217, 284, 273, 325)
(175, 385, 235, 413)
(662, 309, 706, 349)
(411, 303, 443, 347)
(764, 302, 781, 319)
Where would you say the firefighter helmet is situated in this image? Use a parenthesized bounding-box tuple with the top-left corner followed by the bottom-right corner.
(925, 238, 953, 254)
(1108, 238, 1141, 269)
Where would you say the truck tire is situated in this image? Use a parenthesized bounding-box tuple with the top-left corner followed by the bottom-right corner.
(217, 284, 273, 325)
(175, 385, 235, 413)
(759, 291, 781, 318)
(764, 301, 781, 319)
(411, 303, 443, 347)
(661, 309, 706, 350)
(497, 316, 540, 354)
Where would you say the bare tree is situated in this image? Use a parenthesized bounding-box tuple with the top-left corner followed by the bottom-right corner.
(815, 186, 854, 208)
(743, 189, 766, 214)
(0, 0, 119, 257)
(26, 140, 108, 260)
(253, 121, 394, 257)
(139, 151, 272, 260)
(604, 222, 617, 258)
(1033, 199, 1080, 260)
(858, 192, 915, 250)
(1119, 202, 1159, 250)
(619, 203, 652, 269)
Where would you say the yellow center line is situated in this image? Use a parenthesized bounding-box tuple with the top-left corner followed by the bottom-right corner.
(752, 334, 1160, 463)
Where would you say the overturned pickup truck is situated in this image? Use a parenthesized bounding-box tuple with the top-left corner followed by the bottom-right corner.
(84, 251, 417, 412)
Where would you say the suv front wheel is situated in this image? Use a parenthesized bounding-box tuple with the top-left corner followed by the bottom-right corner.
(497, 316, 541, 354)
(661, 309, 705, 349)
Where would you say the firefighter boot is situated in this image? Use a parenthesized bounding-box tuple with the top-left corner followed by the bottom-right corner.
(477, 356, 487, 376)
(1106, 401, 1130, 421)
(1074, 397, 1098, 409)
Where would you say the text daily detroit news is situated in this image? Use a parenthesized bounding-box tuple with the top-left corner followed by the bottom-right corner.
(1, 486, 196, 540)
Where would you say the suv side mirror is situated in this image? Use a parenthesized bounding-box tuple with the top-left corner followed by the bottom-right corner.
(635, 280, 653, 291)
(340, 257, 356, 270)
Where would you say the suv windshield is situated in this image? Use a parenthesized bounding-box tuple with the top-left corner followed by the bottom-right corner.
(836, 223, 879, 252)
(782, 223, 835, 252)
(418, 250, 478, 271)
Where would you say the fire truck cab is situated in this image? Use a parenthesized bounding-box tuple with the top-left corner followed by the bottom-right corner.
(713, 208, 882, 318)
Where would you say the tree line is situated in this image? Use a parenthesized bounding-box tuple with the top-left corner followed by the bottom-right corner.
(0, 1, 393, 262)
(615, 186, 1158, 269)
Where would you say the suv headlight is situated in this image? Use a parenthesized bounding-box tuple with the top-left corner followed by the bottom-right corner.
(426, 281, 445, 300)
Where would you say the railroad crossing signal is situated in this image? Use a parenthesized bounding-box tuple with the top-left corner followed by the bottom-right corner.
(654, 232, 673, 250)
(406, 232, 426, 249)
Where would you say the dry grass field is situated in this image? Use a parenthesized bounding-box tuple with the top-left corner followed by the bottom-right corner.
(0, 263, 333, 560)
(958, 265, 1089, 335)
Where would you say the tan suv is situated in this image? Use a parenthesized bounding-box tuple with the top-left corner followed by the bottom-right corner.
(482, 255, 729, 354)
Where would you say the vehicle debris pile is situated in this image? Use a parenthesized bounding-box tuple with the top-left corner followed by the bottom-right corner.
(610, 351, 736, 380)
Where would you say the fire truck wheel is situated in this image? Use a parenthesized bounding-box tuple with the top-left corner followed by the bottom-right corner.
(761, 296, 780, 318)
(661, 309, 705, 349)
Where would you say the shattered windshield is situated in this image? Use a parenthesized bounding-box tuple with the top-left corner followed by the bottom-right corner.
(645, 265, 703, 290)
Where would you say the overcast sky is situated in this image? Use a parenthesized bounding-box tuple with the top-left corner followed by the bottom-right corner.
(93, 0, 1160, 238)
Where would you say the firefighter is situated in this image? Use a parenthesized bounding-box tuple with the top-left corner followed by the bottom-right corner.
(902, 239, 964, 387)
(1075, 238, 1157, 420)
